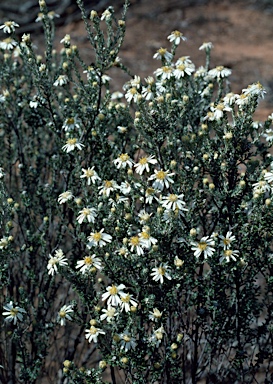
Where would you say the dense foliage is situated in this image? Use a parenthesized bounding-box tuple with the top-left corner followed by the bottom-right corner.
(0, 1, 273, 383)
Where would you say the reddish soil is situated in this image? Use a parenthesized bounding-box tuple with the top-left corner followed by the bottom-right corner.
(53, 0, 273, 121)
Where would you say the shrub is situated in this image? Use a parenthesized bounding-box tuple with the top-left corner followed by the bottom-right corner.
(0, 1, 273, 383)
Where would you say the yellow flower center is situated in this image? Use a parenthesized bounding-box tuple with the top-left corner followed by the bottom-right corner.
(156, 171, 166, 180)
(139, 157, 148, 165)
(67, 138, 77, 145)
(4, 37, 12, 44)
(121, 294, 130, 303)
(141, 231, 150, 239)
(173, 30, 181, 37)
(93, 232, 102, 242)
(216, 104, 224, 110)
(146, 187, 155, 195)
(82, 208, 90, 216)
(84, 256, 93, 265)
(162, 66, 171, 73)
(66, 117, 75, 125)
(224, 250, 232, 257)
(118, 248, 127, 256)
(216, 65, 224, 71)
(198, 242, 207, 251)
(223, 238, 231, 245)
(89, 326, 97, 335)
(158, 267, 165, 276)
(85, 169, 94, 177)
(104, 180, 113, 188)
(129, 87, 137, 95)
(10, 308, 18, 317)
(5, 21, 13, 27)
(123, 335, 131, 342)
(177, 64, 186, 71)
(168, 194, 178, 202)
(130, 236, 140, 246)
(158, 48, 167, 55)
(119, 153, 129, 162)
(109, 285, 118, 295)
(107, 308, 116, 317)
(59, 310, 66, 318)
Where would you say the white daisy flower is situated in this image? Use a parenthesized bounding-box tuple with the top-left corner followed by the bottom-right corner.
(117, 125, 127, 134)
(235, 93, 249, 108)
(98, 180, 119, 197)
(175, 56, 193, 66)
(76, 254, 102, 274)
(148, 308, 163, 322)
(151, 326, 165, 347)
(0, 21, 19, 34)
(85, 326, 105, 343)
(142, 86, 154, 100)
(80, 167, 101, 185)
(120, 294, 138, 313)
(144, 187, 158, 204)
(149, 326, 165, 347)
(77, 207, 97, 224)
(153, 48, 173, 61)
(253, 180, 271, 195)
(148, 169, 175, 191)
(173, 63, 195, 79)
(191, 236, 215, 259)
(2, 301, 26, 324)
(219, 231, 236, 250)
(47, 249, 68, 276)
(223, 92, 237, 107)
(128, 235, 145, 255)
(100, 306, 118, 322)
(167, 30, 186, 45)
(0, 37, 17, 50)
(101, 9, 112, 21)
(101, 284, 127, 306)
(60, 34, 71, 45)
(113, 153, 134, 169)
(134, 155, 158, 175)
(125, 87, 139, 103)
(111, 91, 124, 100)
(242, 82, 266, 99)
(208, 66, 231, 79)
(58, 191, 73, 204)
(138, 210, 152, 224)
(87, 229, 112, 248)
(119, 181, 132, 195)
(62, 116, 81, 132)
(161, 193, 187, 212)
(53, 75, 69, 86)
(220, 249, 239, 263)
(57, 304, 73, 326)
(119, 331, 137, 352)
(199, 42, 213, 51)
(151, 263, 172, 284)
(154, 66, 173, 80)
(0, 237, 9, 250)
(62, 138, 84, 153)
(139, 229, 158, 249)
